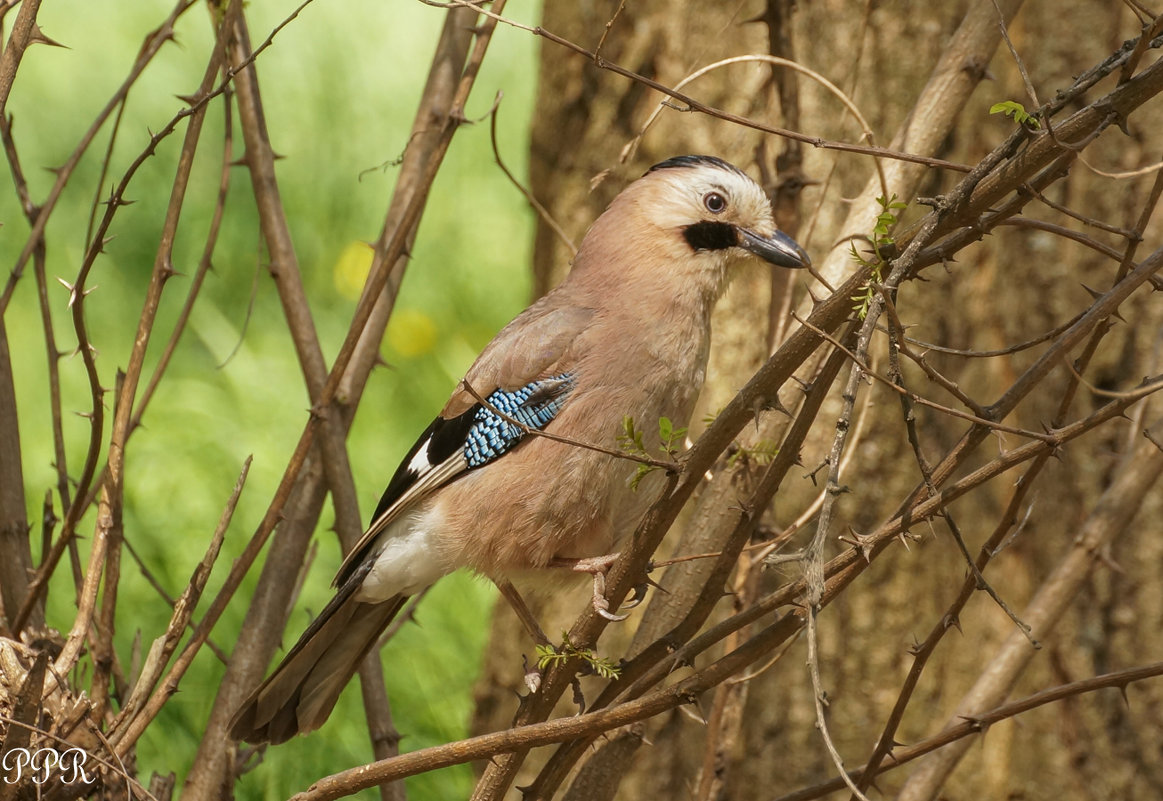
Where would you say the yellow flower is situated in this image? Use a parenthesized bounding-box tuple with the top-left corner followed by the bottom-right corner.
(332, 241, 373, 300)
(386, 308, 438, 358)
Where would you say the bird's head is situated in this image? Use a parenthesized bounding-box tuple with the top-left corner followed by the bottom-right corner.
(572, 155, 809, 309)
(641, 154, 810, 271)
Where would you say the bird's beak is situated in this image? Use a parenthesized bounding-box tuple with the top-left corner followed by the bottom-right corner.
(737, 227, 811, 269)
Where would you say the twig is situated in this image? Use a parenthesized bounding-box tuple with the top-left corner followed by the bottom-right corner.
(793, 312, 1056, 442)
(619, 54, 888, 202)
(775, 660, 1163, 801)
(420, 0, 972, 173)
(109, 456, 251, 752)
(12, 0, 316, 637)
(0, 0, 202, 317)
(488, 93, 576, 256)
(0, 714, 159, 801)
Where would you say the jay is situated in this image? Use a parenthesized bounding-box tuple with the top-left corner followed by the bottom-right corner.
(231, 155, 810, 744)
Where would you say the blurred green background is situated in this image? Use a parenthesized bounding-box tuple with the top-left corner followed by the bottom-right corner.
(2, 1, 542, 797)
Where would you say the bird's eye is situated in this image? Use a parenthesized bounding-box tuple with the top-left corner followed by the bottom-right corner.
(703, 192, 727, 214)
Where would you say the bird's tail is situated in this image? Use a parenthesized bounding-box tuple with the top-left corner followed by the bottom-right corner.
(230, 590, 407, 745)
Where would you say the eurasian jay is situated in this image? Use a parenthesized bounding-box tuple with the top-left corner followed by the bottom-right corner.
(231, 155, 810, 745)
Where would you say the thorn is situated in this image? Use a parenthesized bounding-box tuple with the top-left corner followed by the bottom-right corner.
(29, 24, 67, 48)
(957, 714, 986, 734)
(1096, 542, 1124, 574)
(790, 375, 812, 393)
(1079, 283, 1104, 300)
(838, 527, 874, 562)
(685, 695, 708, 724)
(761, 396, 792, 417)
(56, 276, 80, 308)
(175, 92, 203, 107)
(751, 396, 765, 433)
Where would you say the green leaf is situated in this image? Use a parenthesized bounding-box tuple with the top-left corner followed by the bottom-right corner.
(989, 100, 1040, 128)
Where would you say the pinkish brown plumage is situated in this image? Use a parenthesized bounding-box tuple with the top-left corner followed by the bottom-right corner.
(231, 155, 809, 745)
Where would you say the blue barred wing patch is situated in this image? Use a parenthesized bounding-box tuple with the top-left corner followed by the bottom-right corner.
(464, 373, 575, 468)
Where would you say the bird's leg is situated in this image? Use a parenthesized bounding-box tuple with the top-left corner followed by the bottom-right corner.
(547, 554, 633, 622)
(494, 579, 551, 645)
(494, 579, 551, 693)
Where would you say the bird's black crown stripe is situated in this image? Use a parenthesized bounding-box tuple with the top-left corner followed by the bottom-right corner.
(683, 220, 738, 252)
(648, 155, 747, 179)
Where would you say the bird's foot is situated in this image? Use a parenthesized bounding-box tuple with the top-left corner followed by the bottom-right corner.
(550, 554, 642, 621)
(521, 654, 543, 694)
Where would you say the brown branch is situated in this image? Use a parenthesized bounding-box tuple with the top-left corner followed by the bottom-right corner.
(0, 0, 201, 317)
(488, 93, 576, 256)
(108, 457, 250, 752)
(424, 0, 973, 173)
(130, 88, 235, 439)
(604, 386, 1152, 722)
(793, 312, 1056, 441)
(854, 447, 1051, 794)
(54, 0, 234, 680)
(897, 428, 1163, 800)
(776, 660, 1163, 801)
(0, 0, 43, 116)
(897, 309, 1086, 358)
(526, 340, 855, 799)
(11, 0, 314, 638)
(184, 4, 505, 798)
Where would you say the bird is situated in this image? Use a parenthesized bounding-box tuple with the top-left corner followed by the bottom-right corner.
(230, 154, 810, 745)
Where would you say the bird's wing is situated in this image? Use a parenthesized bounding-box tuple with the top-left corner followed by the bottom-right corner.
(334, 303, 594, 587)
(443, 302, 595, 417)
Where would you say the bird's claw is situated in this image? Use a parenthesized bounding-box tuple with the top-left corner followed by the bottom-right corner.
(596, 604, 630, 622)
(521, 654, 543, 694)
(590, 574, 630, 621)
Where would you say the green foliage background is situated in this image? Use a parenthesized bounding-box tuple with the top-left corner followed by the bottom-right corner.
(2, 1, 542, 797)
